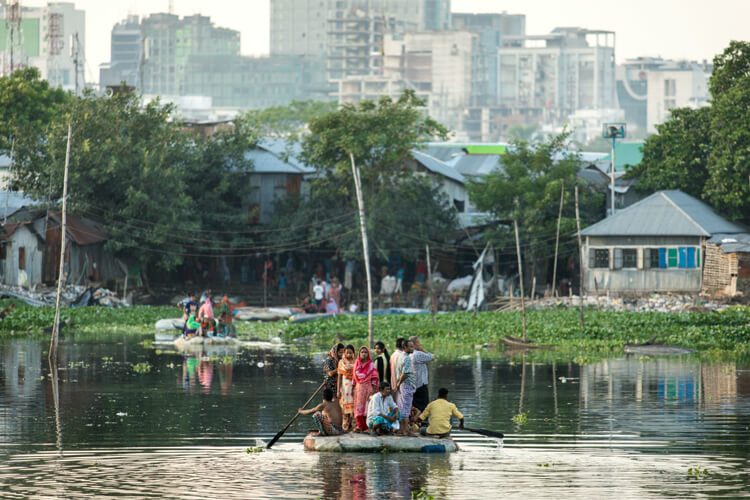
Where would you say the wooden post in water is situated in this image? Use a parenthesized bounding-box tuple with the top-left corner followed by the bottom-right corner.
(426, 244, 435, 323)
(513, 200, 527, 342)
(552, 182, 564, 297)
(49, 123, 72, 364)
(574, 185, 585, 328)
(350, 153, 373, 348)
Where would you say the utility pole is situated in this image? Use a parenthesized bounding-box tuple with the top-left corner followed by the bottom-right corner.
(603, 123, 626, 217)
(49, 123, 72, 365)
(350, 153, 373, 348)
(4, 136, 14, 224)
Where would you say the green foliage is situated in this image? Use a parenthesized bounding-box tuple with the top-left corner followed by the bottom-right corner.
(245, 446, 264, 453)
(411, 488, 435, 500)
(467, 131, 604, 279)
(275, 307, 750, 360)
(705, 42, 750, 223)
(0, 67, 70, 151)
(238, 100, 337, 137)
(506, 124, 538, 142)
(268, 90, 456, 261)
(624, 41, 750, 225)
(627, 107, 711, 200)
(512, 412, 528, 425)
(133, 362, 152, 374)
(687, 466, 710, 479)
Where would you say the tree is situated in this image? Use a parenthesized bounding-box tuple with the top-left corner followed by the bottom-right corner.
(705, 41, 750, 223)
(238, 100, 337, 137)
(0, 67, 69, 152)
(13, 90, 195, 271)
(268, 90, 456, 262)
(467, 132, 604, 284)
(626, 107, 711, 200)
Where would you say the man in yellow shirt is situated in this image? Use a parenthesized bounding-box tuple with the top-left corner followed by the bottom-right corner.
(418, 388, 464, 438)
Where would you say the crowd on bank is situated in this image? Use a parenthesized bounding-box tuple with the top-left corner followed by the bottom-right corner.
(177, 290, 236, 338)
(299, 336, 464, 438)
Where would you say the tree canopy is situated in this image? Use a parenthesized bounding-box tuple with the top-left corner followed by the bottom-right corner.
(468, 132, 604, 281)
(626, 41, 750, 224)
(267, 90, 456, 262)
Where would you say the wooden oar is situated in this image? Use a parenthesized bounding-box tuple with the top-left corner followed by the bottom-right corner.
(266, 381, 326, 449)
(454, 426, 504, 439)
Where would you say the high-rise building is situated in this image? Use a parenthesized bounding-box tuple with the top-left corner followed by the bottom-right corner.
(140, 13, 240, 96)
(0, 2, 85, 91)
(99, 15, 141, 89)
(270, 0, 328, 58)
(423, 0, 451, 30)
(497, 28, 616, 117)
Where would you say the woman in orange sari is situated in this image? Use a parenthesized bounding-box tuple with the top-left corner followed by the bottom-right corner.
(352, 346, 379, 432)
(337, 345, 356, 431)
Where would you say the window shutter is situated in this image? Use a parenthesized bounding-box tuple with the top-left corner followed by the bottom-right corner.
(589, 248, 595, 269)
(644, 248, 651, 268)
(614, 248, 623, 269)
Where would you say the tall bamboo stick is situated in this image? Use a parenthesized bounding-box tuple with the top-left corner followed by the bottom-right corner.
(349, 153, 373, 348)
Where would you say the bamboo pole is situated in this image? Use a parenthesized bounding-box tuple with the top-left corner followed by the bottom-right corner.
(574, 185, 585, 328)
(49, 123, 72, 364)
(552, 182, 564, 297)
(349, 153, 373, 348)
(513, 201, 527, 342)
(426, 244, 435, 323)
(4, 137, 14, 224)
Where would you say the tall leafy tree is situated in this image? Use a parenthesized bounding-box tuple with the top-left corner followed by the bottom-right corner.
(0, 67, 69, 152)
(268, 90, 455, 261)
(468, 132, 604, 282)
(705, 41, 750, 223)
(13, 90, 195, 271)
(626, 106, 711, 199)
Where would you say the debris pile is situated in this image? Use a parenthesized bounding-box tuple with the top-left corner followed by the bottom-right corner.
(529, 294, 731, 313)
(0, 284, 130, 308)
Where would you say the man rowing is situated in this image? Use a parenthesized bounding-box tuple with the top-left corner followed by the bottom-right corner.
(298, 388, 343, 436)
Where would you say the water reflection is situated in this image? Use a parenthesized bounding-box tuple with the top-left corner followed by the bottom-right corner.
(0, 337, 749, 498)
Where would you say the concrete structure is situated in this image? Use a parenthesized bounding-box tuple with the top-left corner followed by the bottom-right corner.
(580, 190, 746, 294)
(497, 28, 616, 122)
(99, 15, 141, 89)
(336, 30, 485, 136)
(423, 0, 451, 30)
(270, 0, 329, 58)
(0, 2, 85, 91)
(646, 60, 710, 133)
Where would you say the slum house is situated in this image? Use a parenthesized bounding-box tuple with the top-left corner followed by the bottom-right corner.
(702, 233, 750, 297)
(0, 211, 122, 287)
(580, 190, 746, 294)
(245, 139, 315, 224)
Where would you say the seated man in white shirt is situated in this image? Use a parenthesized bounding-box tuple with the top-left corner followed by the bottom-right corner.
(366, 382, 400, 435)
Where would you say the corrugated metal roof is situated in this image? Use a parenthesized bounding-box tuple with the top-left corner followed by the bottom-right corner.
(48, 212, 108, 245)
(246, 139, 315, 174)
(707, 233, 750, 253)
(581, 190, 746, 237)
(411, 150, 465, 184)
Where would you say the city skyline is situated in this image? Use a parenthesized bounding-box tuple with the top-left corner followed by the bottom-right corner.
(12, 0, 750, 84)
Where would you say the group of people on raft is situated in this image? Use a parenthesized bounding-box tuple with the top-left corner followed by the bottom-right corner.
(299, 337, 464, 439)
(178, 291, 236, 338)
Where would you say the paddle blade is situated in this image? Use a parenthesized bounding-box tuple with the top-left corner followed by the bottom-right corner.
(464, 427, 504, 439)
(266, 431, 284, 449)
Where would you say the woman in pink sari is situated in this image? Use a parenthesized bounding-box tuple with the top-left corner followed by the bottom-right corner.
(352, 346, 379, 432)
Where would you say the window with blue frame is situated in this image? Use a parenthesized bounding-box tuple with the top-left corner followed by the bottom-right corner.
(645, 247, 700, 269)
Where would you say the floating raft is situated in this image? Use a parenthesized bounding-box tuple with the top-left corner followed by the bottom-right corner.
(303, 433, 458, 453)
(173, 336, 241, 348)
(624, 345, 695, 356)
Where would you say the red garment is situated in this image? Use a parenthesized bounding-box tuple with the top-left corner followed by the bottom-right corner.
(356, 415, 368, 431)
(353, 347, 379, 418)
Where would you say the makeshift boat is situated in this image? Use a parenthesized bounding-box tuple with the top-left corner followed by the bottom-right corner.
(173, 335, 241, 348)
(234, 307, 291, 322)
(302, 433, 458, 453)
(623, 336, 695, 356)
(500, 335, 552, 350)
(155, 318, 185, 331)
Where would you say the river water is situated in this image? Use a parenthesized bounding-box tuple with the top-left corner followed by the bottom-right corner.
(1, 335, 749, 499)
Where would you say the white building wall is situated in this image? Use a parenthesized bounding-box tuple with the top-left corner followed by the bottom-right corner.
(646, 67, 709, 133)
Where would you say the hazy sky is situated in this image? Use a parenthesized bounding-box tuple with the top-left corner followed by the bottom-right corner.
(19, 0, 750, 83)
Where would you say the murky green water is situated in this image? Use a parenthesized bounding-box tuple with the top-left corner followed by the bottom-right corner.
(1, 335, 749, 498)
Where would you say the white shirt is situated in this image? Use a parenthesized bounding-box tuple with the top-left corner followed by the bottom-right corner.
(313, 284, 324, 300)
(366, 392, 400, 430)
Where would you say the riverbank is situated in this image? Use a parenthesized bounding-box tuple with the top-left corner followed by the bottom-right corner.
(1, 299, 747, 361)
(268, 307, 750, 361)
